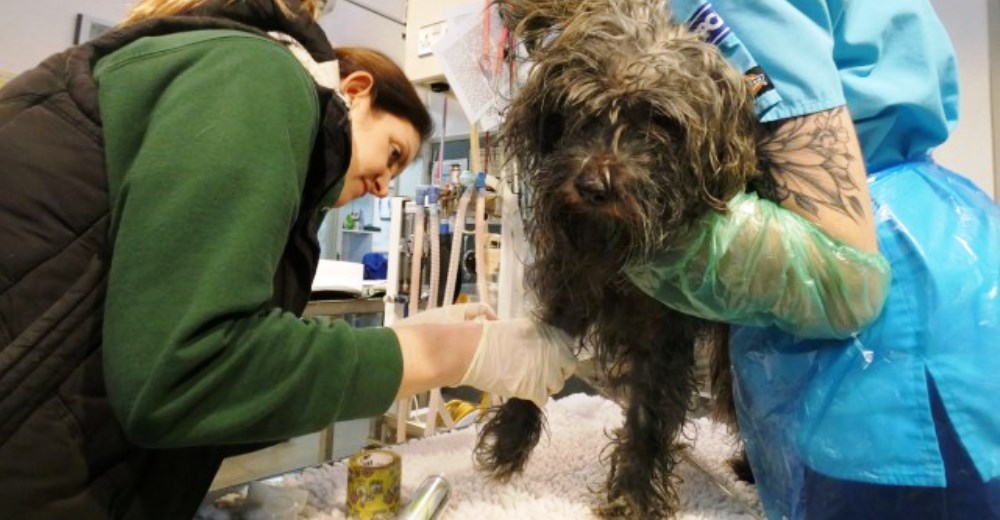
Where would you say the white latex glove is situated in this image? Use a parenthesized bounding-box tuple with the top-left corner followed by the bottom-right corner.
(395, 303, 497, 326)
(459, 317, 578, 408)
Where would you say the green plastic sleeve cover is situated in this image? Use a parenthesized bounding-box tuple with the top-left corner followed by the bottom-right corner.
(627, 192, 891, 340)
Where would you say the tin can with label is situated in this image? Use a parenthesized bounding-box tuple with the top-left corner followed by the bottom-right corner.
(346, 449, 401, 519)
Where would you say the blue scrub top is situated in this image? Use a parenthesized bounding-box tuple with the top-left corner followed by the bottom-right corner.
(670, 0, 959, 171)
(665, 1, 1000, 518)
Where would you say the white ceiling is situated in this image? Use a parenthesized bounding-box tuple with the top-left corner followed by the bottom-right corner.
(340, 0, 406, 24)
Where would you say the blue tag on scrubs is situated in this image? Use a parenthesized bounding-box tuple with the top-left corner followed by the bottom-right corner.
(744, 65, 775, 98)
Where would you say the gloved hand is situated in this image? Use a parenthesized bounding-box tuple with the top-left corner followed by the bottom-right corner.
(459, 317, 578, 408)
(395, 302, 497, 326)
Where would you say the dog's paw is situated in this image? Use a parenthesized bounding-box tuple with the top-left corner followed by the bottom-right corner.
(728, 451, 756, 484)
(594, 496, 635, 519)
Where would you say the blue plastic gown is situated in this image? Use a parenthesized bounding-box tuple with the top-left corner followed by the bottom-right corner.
(732, 161, 999, 518)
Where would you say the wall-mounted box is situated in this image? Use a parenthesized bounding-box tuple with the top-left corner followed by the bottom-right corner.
(404, 0, 475, 85)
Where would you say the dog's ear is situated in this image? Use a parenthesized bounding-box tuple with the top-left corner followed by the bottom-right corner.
(500, 70, 555, 175)
(498, 0, 580, 57)
(646, 36, 760, 212)
(539, 111, 564, 154)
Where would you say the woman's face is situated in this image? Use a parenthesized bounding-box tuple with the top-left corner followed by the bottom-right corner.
(335, 72, 422, 207)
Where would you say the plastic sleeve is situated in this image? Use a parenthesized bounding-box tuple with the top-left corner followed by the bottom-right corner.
(627, 191, 891, 339)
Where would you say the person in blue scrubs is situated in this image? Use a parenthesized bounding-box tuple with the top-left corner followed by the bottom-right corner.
(660, 1, 1000, 518)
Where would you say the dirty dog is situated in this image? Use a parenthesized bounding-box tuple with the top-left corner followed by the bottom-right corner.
(473, 0, 763, 517)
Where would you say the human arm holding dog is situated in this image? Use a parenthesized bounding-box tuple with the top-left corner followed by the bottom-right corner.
(626, 105, 890, 339)
(678, 0, 879, 255)
(626, 102, 889, 338)
(627, 188, 890, 339)
(755, 106, 879, 254)
(626, 3, 889, 338)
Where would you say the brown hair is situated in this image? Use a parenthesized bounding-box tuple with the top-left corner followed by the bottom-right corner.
(122, 0, 324, 25)
(337, 47, 433, 141)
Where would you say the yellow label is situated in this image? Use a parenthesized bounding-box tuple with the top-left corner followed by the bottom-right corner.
(346, 449, 401, 519)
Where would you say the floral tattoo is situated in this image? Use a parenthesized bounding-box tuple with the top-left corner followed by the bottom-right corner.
(760, 106, 867, 222)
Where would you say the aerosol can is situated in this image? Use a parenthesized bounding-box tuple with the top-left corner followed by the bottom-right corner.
(396, 475, 450, 520)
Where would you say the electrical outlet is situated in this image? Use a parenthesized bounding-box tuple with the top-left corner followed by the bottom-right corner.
(417, 21, 447, 57)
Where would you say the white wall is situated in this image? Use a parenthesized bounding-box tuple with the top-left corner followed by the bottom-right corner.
(0, 0, 408, 74)
(991, 0, 1000, 197)
(930, 0, 996, 198)
(0, 0, 129, 74)
(320, 0, 406, 64)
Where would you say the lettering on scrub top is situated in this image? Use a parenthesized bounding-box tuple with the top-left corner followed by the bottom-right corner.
(687, 3, 731, 45)
(684, 2, 776, 103)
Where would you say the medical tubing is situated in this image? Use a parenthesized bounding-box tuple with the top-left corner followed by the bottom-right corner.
(474, 185, 489, 306)
(408, 204, 425, 317)
(428, 205, 441, 310)
(434, 95, 448, 184)
(444, 185, 475, 307)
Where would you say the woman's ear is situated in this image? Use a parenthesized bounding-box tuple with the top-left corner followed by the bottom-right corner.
(340, 71, 374, 100)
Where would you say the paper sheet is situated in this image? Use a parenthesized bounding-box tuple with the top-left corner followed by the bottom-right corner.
(431, 3, 512, 132)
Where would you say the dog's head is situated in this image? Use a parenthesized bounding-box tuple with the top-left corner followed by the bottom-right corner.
(503, 0, 760, 272)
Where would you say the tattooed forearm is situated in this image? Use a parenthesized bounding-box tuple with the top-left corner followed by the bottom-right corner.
(758, 106, 868, 222)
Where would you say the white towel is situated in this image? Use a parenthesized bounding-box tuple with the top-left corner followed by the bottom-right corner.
(273, 394, 763, 519)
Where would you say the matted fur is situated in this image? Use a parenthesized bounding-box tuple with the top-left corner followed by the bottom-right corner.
(475, 0, 761, 517)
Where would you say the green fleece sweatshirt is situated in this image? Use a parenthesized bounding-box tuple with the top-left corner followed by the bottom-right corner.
(95, 29, 402, 448)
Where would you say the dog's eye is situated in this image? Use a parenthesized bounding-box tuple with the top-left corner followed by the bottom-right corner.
(651, 112, 685, 142)
(539, 112, 564, 154)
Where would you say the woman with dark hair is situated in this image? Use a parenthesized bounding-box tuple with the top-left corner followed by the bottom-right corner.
(0, 0, 574, 517)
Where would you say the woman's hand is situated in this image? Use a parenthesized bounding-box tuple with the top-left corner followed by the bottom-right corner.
(459, 317, 577, 407)
(392, 314, 577, 407)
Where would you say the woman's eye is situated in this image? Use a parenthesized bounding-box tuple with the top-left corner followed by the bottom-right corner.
(389, 146, 401, 166)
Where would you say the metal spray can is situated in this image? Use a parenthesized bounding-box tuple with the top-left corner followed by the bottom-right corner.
(396, 475, 450, 520)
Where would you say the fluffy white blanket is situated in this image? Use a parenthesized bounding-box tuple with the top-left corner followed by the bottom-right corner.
(269, 394, 762, 519)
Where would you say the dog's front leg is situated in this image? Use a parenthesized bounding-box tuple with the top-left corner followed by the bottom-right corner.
(598, 312, 699, 519)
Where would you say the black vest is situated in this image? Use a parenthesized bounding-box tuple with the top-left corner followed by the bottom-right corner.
(0, 1, 348, 517)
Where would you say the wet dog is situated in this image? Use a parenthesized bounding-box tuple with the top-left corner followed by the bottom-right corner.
(474, 0, 763, 517)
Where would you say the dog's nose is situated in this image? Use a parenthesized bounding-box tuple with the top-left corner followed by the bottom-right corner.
(575, 164, 613, 204)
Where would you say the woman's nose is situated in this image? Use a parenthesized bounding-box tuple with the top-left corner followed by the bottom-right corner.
(371, 171, 391, 197)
